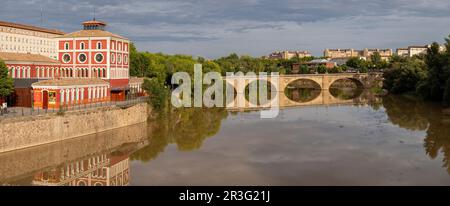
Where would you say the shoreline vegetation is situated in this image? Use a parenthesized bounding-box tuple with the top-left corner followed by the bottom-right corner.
(129, 35, 450, 110)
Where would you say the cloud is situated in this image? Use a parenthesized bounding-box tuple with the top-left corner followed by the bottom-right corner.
(0, 0, 450, 58)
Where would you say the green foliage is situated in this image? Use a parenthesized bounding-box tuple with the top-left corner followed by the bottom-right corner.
(317, 64, 327, 74)
(383, 57, 427, 94)
(143, 78, 168, 110)
(346, 57, 368, 73)
(416, 41, 448, 101)
(329, 65, 347, 73)
(0, 60, 14, 98)
(300, 64, 310, 74)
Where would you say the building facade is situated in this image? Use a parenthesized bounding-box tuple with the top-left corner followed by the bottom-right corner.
(32, 78, 110, 109)
(56, 20, 130, 101)
(0, 21, 64, 59)
(324, 48, 393, 61)
(396, 48, 409, 57)
(267, 50, 312, 60)
(0, 20, 139, 109)
(396, 45, 446, 58)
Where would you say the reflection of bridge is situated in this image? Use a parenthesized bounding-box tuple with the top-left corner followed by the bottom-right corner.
(226, 90, 379, 111)
(224, 73, 383, 92)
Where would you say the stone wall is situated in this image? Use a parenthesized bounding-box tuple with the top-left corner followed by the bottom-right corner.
(0, 103, 149, 153)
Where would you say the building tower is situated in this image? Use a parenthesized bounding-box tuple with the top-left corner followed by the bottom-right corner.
(56, 20, 130, 100)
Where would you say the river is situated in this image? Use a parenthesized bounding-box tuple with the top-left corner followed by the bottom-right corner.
(1, 88, 450, 186)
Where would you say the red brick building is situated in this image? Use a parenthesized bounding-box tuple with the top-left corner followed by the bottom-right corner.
(0, 19, 137, 109)
(55, 20, 130, 101)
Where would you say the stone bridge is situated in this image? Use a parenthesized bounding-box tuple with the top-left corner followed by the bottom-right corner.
(224, 73, 383, 92)
(223, 73, 383, 111)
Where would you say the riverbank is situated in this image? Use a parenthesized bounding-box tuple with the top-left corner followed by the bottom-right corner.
(0, 103, 150, 153)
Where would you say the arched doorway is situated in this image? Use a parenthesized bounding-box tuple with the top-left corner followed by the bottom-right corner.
(42, 90, 49, 109)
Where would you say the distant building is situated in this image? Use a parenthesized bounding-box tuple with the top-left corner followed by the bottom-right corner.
(407, 45, 428, 57)
(324, 48, 393, 61)
(362, 48, 393, 61)
(396, 48, 409, 57)
(396, 44, 446, 58)
(267, 50, 312, 60)
(323, 49, 361, 59)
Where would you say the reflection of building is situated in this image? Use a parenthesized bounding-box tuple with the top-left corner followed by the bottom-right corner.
(32, 152, 130, 186)
(267, 50, 312, 60)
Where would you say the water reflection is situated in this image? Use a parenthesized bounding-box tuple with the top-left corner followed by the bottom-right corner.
(382, 95, 450, 173)
(0, 122, 147, 186)
(284, 88, 321, 103)
(32, 151, 130, 186)
(1, 93, 450, 185)
(329, 88, 364, 100)
(131, 107, 228, 162)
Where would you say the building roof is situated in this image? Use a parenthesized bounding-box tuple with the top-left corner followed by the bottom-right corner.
(408, 45, 428, 49)
(57, 29, 128, 40)
(0, 52, 59, 64)
(0, 20, 65, 35)
(309, 59, 330, 63)
(32, 78, 109, 87)
(129, 77, 144, 84)
(82, 20, 107, 26)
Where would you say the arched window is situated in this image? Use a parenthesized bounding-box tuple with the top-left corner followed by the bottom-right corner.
(97, 42, 102, 49)
(80, 42, 85, 50)
(64, 42, 69, 50)
(102, 68, 106, 78)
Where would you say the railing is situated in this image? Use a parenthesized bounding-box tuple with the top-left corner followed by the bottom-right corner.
(0, 96, 148, 120)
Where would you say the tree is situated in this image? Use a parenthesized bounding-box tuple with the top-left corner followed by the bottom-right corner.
(371, 52, 382, 67)
(142, 77, 168, 110)
(383, 57, 427, 94)
(0, 59, 14, 102)
(417, 42, 445, 101)
(317, 64, 327, 74)
(346, 57, 368, 72)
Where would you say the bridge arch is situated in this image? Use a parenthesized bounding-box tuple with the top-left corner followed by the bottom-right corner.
(328, 77, 365, 90)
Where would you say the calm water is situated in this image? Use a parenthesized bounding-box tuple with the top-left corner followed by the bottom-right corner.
(1, 88, 450, 186)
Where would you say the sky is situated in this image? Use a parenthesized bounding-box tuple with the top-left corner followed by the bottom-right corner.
(1, 0, 450, 58)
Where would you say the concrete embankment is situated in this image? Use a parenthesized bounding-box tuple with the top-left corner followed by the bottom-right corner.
(0, 103, 149, 153)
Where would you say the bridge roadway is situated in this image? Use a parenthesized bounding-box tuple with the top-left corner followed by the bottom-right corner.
(224, 72, 383, 92)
